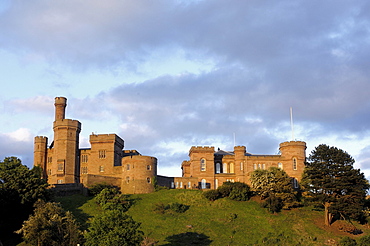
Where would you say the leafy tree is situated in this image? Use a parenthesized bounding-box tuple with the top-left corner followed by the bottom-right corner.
(0, 157, 51, 244)
(16, 200, 83, 246)
(250, 167, 298, 209)
(84, 209, 143, 246)
(301, 144, 369, 226)
(95, 187, 131, 211)
(89, 182, 116, 196)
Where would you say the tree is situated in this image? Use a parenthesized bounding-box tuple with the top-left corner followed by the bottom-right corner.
(16, 200, 83, 246)
(0, 157, 51, 244)
(84, 209, 143, 246)
(250, 167, 298, 209)
(301, 144, 369, 226)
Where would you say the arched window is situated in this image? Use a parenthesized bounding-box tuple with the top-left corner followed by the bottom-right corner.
(262, 164, 266, 170)
(258, 164, 261, 169)
(147, 165, 151, 170)
(253, 163, 257, 170)
(223, 163, 228, 173)
(240, 162, 243, 170)
(200, 158, 206, 171)
(201, 179, 207, 189)
(278, 162, 283, 169)
(176, 182, 179, 188)
(147, 177, 151, 183)
(126, 176, 130, 184)
(188, 181, 191, 189)
(293, 158, 297, 170)
(180, 182, 183, 188)
(292, 178, 299, 188)
(216, 162, 221, 174)
(171, 182, 175, 189)
(229, 163, 234, 173)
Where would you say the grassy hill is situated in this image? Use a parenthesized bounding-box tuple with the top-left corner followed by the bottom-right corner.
(56, 189, 370, 245)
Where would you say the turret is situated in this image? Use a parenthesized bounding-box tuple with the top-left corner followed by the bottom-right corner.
(279, 141, 306, 181)
(34, 136, 48, 179)
(54, 97, 67, 121)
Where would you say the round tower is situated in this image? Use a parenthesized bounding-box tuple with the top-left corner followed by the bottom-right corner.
(121, 156, 157, 194)
(54, 97, 67, 121)
(279, 141, 306, 181)
(34, 136, 48, 179)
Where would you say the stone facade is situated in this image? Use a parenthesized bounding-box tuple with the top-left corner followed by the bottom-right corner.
(34, 97, 306, 194)
(179, 142, 306, 189)
(34, 97, 157, 194)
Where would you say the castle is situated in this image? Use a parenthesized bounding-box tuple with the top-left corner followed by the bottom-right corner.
(34, 97, 306, 193)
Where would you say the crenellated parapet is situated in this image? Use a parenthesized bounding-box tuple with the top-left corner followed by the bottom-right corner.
(189, 146, 214, 155)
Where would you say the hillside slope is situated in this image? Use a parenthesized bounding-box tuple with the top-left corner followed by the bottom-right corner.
(57, 189, 370, 245)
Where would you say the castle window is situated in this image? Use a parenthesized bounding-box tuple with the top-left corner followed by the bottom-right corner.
(57, 164, 64, 172)
(147, 165, 151, 171)
(240, 162, 243, 170)
(176, 182, 179, 188)
(230, 163, 235, 173)
(188, 181, 191, 189)
(147, 177, 151, 184)
(171, 182, 175, 188)
(215, 179, 219, 189)
(47, 169, 52, 175)
(226, 179, 234, 182)
(81, 167, 88, 174)
(253, 164, 257, 170)
(292, 178, 299, 188)
(57, 179, 63, 184)
(258, 164, 261, 169)
(262, 164, 266, 170)
(201, 179, 206, 189)
(223, 163, 228, 173)
(127, 164, 130, 171)
(126, 176, 130, 184)
(180, 182, 183, 188)
(278, 162, 283, 169)
(293, 158, 297, 170)
(48, 157, 52, 163)
(98, 150, 106, 159)
(81, 155, 88, 163)
(200, 158, 206, 171)
(99, 166, 104, 172)
(215, 162, 221, 174)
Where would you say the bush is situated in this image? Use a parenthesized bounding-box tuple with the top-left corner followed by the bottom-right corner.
(358, 235, 370, 246)
(228, 182, 251, 201)
(262, 194, 283, 213)
(169, 202, 189, 213)
(89, 183, 116, 196)
(95, 188, 120, 206)
(203, 190, 220, 201)
(217, 182, 234, 198)
(339, 236, 357, 246)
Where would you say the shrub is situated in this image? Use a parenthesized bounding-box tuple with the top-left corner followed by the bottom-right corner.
(153, 202, 167, 214)
(203, 190, 220, 201)
(95, 188, 120, 206)
(339, 236, 357, 246)
(228, 182, 251, 201)
(169, 202, 189, 213)
(89, 183, 116, 196)
(262, 194, 283, 213)
(217, 182, 234, 198)
(358, 235, 370, 246)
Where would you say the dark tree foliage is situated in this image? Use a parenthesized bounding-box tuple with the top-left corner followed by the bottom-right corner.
(0, 157, 51, 244)
(301, 144, 369, 226)
(95, 188, 131, 212)
(203, 182, 251, 201)
(84, 210, 143, 246)
(16, 200, 83, 246)
(89, 182, 116, 196)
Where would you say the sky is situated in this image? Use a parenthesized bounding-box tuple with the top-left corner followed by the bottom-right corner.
(1, 0, 370, 178)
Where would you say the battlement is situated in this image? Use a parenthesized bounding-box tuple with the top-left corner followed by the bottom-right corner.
(189, 146, 214, 155)
(53, 119, 81, 129)
(234, 146, 246, 152)
(279, 141, 307, 149)
(34, 136, 48, 141)
(90, 133, 124, 147)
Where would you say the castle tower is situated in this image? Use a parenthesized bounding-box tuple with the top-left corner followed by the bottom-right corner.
(279, 141, 306, 181)
(51, 97, 81, 184)
(34, 136, 48, 179)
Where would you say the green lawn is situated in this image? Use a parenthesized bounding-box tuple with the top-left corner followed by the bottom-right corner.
(56, 190, 370, 245)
